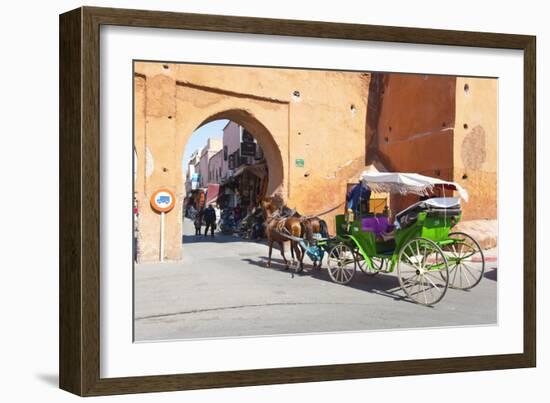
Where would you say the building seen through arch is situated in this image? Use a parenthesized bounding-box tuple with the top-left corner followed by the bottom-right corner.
(184, 120, 268, 215)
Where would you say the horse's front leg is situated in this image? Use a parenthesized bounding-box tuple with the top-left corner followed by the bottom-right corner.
(266, 240, 273, 268)
(278, 241, 289, 269)
(294, 242, 304, 273)
(290, 241, 296, 265)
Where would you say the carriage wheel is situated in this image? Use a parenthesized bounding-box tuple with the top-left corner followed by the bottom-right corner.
(327, 243, 356, 284)
(356, 250, 383, 276)
(442, 232, 485, 290)
(397, 238, 449, 306)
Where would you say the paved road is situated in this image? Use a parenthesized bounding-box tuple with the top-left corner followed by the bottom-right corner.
(134, 219, 498, 341)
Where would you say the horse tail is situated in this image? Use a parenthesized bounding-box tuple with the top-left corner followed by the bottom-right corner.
(318, 219, 329, 238)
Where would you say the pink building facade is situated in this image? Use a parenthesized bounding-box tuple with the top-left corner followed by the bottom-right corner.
(198, 138, 222, 188)
(208, 150, 223, 184)
(221, 121, 241, 179)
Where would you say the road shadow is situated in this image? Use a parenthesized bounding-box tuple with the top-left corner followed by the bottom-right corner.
(242, 256, 296, 272)
(484, 267, 497, 281)
(241, 256, 414, 304)
(309, 266, 412, 304)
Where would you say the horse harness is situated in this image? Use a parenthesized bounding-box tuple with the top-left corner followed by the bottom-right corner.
(266, 210, 293, 237)
(266, 210, 315, 240)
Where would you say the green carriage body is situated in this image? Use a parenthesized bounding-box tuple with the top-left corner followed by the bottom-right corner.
(327, 172, 484, 305)
(334, 209, 461, 272)
(325, 172, 485, 305)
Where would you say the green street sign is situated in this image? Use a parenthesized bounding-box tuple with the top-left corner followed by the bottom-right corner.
(295, 159, 304, 167)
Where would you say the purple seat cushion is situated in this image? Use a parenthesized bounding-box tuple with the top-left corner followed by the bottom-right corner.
(361, 217, 390, 236)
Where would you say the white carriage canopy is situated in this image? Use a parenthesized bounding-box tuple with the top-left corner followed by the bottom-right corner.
(360, 172, 469, 202)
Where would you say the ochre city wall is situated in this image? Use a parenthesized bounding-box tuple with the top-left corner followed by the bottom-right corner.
(369, 73, 497, 219)
(453, 77, 498, 220)
(371, 74, 457, 214)
(134, 63, 497, 263)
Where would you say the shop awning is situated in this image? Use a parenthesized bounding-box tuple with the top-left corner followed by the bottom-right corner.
(205, 184, 220, 205)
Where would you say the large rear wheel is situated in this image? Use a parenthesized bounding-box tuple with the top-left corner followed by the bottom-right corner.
(327, 243, 356, 284)
(397, 238, 449, 306)
(442, 232, 485, 290)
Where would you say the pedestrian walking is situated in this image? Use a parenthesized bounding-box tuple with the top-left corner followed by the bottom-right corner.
(214, 204, 221, 229)
(203, 204, 217, 237)
(194, 208, 203, 236)
(187, 204, 197, 220)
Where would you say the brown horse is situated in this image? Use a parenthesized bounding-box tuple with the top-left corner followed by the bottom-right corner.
(289, 215, 329, 269)
(260, 196, 306, 271)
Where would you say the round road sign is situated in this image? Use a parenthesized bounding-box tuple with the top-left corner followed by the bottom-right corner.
(150, 188, 176, 213)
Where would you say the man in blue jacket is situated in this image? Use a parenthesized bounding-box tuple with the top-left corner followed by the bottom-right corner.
(347, 182, 371, 216)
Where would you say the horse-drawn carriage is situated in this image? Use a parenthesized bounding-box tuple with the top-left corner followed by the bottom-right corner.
(326, 172, 485, 306)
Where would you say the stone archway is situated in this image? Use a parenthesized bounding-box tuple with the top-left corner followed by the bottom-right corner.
(135, 71, 292, 262)
(191, 109, 285, 197)
(173, 80, 291, 205)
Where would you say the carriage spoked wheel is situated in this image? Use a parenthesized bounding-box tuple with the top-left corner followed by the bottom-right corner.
(327, 243, 356, 284)
(397, 237, 449, 306)
(355, 250, 384, 276)
(441, 232, 485, 290)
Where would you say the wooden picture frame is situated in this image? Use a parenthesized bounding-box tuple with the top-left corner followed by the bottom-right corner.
(59, 6, 536, 396)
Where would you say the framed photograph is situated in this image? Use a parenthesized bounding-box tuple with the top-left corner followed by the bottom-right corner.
(59, 6, 536, 396)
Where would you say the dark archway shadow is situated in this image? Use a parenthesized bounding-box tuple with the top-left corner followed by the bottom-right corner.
(182, 234, 260, 244)
(182, 229, 269, 245)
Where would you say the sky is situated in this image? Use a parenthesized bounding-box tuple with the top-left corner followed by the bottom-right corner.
(182, 119, 229, 175)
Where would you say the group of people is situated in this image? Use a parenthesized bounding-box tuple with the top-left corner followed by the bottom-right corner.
(187, 204, 220, 236)
(186, 203, 245, 237)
